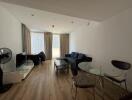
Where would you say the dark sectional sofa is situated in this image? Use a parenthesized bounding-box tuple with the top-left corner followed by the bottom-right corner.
(65, 52, 92, 75)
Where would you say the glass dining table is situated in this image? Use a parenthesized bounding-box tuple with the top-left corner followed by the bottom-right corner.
(78, 62, 105, 100)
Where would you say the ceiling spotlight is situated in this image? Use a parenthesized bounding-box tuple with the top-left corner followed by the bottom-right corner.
(52, 25, 55, 28)
(71, 21, 74, 24)
(31, 14, 34, 16)
(87, 22, 90, 26)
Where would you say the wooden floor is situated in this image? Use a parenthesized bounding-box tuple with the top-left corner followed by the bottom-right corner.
(0, 60, 127, 100)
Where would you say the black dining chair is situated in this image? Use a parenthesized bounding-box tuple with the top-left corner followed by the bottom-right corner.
(71, 63, 96, 100)
(104, 60, 131, 91)
(119, 92, 132, 100)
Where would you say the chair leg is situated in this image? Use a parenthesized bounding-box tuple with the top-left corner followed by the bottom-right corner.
(71, 82, 74, 100)
(67, 67, 69, 73)
(119, 83, 121, 86)
(93, 88, 95, 100)
(54, 62, 55, 69)
(124, 81, 128, 92)
(75, 87, 78, 100)
(71, 82, 74, 93)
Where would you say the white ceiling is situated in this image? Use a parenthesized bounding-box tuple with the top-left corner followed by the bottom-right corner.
(1, 0, 132, 21)
(0, 2, 98, 33)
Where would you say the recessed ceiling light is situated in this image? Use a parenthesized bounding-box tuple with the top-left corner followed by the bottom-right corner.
(87, 22, 90, 26)
(71, 21, 74, 24)
(52, 25, 55, 28)
(31, 14, 34, 16)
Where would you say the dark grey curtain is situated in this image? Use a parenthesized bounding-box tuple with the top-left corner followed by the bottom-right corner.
(44, 32, 53, 60)
(60, 34, 69, 57)
(22, 23, 31, 54)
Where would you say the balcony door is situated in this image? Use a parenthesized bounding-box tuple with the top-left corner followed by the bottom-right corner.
(52, 34, 60, 58)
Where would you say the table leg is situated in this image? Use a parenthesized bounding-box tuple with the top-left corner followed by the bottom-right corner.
(54, 62, 55, 69)
(95, 76, 104, 100)
(100, 76, 104, 100)
(67, 65, 69, 73)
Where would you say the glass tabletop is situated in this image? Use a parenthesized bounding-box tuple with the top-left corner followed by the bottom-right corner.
(89, 68, 104, 76)
(78, 62, 104, 76)
(54, 59, 68, 66)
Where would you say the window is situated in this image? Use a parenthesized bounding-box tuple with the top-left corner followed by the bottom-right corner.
(31, 32, 44, 54)
(52, 35, 60, 58)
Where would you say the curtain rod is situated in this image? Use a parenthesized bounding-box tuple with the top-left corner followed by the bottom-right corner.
(31, 31, 44, 33)
(31, 31, 69, 35)
(31, 31, 57, 34)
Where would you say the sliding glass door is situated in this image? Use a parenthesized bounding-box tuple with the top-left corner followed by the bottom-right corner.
(31, 33, 60, 58)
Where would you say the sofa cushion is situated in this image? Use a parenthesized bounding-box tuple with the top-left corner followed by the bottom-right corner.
(71, 52, 78, 59)
(78, 54, 85, 59)
(66, 58, 76, 64)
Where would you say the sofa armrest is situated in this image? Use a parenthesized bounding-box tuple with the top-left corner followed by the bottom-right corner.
(76, 59, 84, 65)
(76, 57, 92, 64)
(74, 57, 92, 70)
(84, 57, 92, 62)
(65, 54, 71, 57)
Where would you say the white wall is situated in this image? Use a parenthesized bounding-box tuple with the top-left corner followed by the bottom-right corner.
(70, 8, 132, 91)
(0, 5, 22, 71)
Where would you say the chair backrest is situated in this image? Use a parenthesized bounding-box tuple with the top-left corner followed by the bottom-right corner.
(111, 60, 131, 70)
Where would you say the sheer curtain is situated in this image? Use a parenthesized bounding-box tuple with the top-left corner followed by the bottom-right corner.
(52, 35, 60, 58)
(44, 32, 53, 60)
(60, 34, 69, 57)
(31, 32, 44, 54)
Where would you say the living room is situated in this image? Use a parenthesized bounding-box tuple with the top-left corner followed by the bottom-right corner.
(0, 0, 132, 100)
